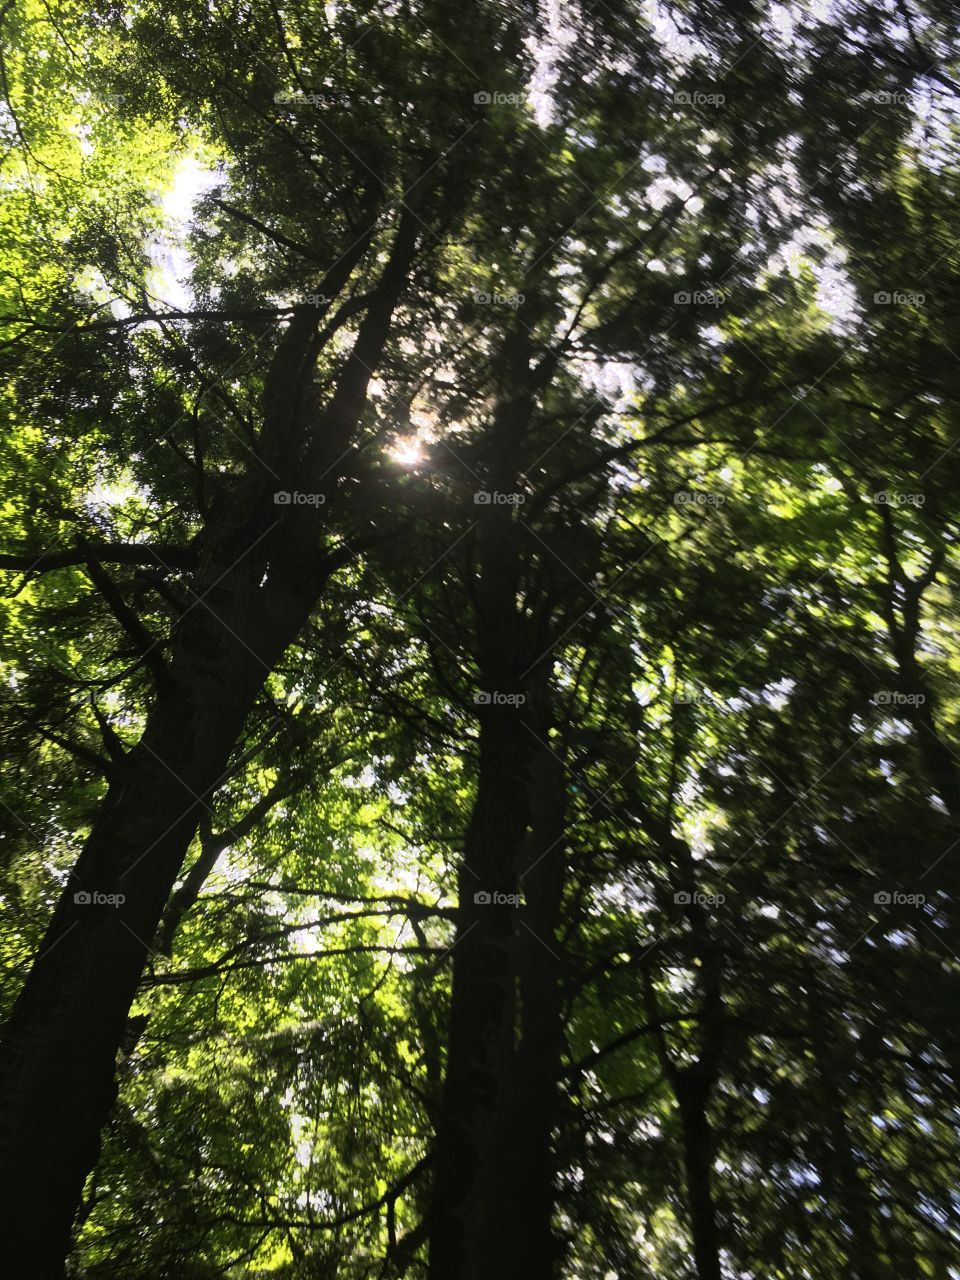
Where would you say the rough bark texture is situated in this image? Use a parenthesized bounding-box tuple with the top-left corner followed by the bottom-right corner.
(876, 515, 960, 1091)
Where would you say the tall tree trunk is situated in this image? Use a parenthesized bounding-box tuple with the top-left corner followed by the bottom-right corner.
(874, 516, 960, 1090)
(889, 601, 960, 821)
(674, 1073, 723, 1280)
(647, 975, 723, 1280)
(876, 512, 960, 817)
(427, 330, 540, 1279)
(0, 209, 419, 1276)
(0, 568, 312, 1278)
(429, 673, 570, 1280)
(502, 707, 568, 1278)
(426, 703, 532, 1280)
(641, 802, 725, 1280)
(810, 1018, 891, 1280)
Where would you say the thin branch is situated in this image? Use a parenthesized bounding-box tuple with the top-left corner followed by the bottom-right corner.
(79, 542, 172, 691)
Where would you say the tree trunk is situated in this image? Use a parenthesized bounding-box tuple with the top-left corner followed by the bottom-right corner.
(810, 1019, 890, 1280)
(876, 554, 960, 1091)
(502, 715, 567, 1277)
(0, 206, 419, 1275)
(0, 568, 313, 1278)
(640, 804, 725, 1280)
(427, 330, 542, 1279)
(426, 604, 571, 1280)
(674, 1073, 723, 1280)
(426, 704, 531, 1280)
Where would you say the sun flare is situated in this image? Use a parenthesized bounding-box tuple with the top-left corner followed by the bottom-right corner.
(388, 437, 424, 467)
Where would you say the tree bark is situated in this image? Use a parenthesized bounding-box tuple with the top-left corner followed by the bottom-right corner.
(874, 518, 960, 1091)
(427, 331, 542, 1280)
(502, 710, 568, 1278)
(426, 702, 532, 1280)
(640, 803, 725, 1280)
(674, 1073, 723, 1280)
(0, 566, 313, 1277)
(428, 682, 570, 1280)
(810, 1018, 891, 1280)
(0, 208, 419, 1277)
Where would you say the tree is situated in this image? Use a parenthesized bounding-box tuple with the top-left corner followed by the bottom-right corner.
(0, 1, 538, 1271)
(1, 1, 958, 1278)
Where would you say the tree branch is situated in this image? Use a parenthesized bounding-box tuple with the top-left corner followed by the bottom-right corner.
(0, 541, 196, 575)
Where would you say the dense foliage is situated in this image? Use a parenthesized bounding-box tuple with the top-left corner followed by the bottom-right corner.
(0, 0, 958, 1277)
